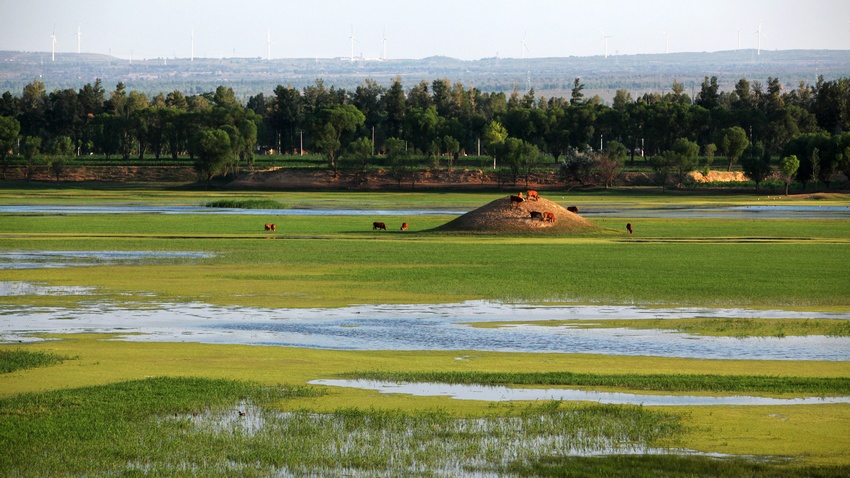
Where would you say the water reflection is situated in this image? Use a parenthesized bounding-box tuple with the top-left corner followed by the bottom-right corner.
(311, 379, 850, 406)
(0, 251, 213, 270)
(2, 296, 848, 361)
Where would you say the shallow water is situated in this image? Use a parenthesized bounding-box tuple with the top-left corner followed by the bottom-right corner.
(310, 379, 850, 406)
(0, 251, 213, 270)
(2, 295, 848, 360)
(0, 205, 466, 216)
(1, 204, 848, 219)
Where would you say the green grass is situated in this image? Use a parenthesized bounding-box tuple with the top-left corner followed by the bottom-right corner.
(0, 348, 72, 374)
(341, 371, 850, 395)
(0, 377, 685, 477)
(471, 318, 850, 338)
(508, 455, 850, 478)
(0, 188, 849, 473)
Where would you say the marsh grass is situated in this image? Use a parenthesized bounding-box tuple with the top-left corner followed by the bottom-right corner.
(0, 377, 321, 476)
(0, 348, 72, 373)
(204, 199, 287, 209)
(472, 318, 850, 338)
(507, 455, 850, 478)
(0, 376, 686, 476)
(341, 371, 850, 395)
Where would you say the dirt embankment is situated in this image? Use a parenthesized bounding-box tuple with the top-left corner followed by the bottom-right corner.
(2, 165, 198, 183)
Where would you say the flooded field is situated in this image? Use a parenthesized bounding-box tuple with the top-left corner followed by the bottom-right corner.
(2, 290, 848, 361)
(311, 379, 850, 406)
(1, 204, 849, 219)
(0, 251, 213, 269)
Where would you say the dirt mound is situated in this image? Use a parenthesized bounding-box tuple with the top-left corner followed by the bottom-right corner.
(435, 195, 597, 234)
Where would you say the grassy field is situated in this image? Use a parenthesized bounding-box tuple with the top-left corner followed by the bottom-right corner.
(1, 186, 849, 476)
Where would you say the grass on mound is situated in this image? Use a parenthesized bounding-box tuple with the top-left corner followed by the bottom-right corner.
(0, 348, 73, 374)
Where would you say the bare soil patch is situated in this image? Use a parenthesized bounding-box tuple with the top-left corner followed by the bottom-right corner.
(435, 195, 597, 234)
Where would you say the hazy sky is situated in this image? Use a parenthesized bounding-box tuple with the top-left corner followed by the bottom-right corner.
(2, 0, 850, 60)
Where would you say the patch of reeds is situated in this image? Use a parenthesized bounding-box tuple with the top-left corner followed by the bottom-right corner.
(204, 199, 286, 209)
(507, 454, 850, 478)
(341, 371, 850, 395)
(0, 348, 71, 374)
(1, 376, 688, 476)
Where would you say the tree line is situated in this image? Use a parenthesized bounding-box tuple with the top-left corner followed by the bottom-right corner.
(1, 75, 849, 189)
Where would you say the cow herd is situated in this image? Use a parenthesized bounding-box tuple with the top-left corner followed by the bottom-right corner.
(509, 190, 579, 224)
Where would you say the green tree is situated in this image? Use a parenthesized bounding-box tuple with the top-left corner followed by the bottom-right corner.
(779, 155, 800, 195)
(312, 104, 365, 171)
(670, 137, 700, 187)
(570, 78, 585, 105)
(597, 140, 627, 188)
(0, 115, 21, 179)
(483, 120, 508, 168)
(740, 142, 772, 190)
(340, 137, 373, 172)
(46, 135, 74, 182)
(21, 136, 41, 182)
(192, 129, 231, 186)
(703, 143, 717, 170)
(718, 126, 749, 171)
(443, 135, 460, 171)
(385, 137, 417, 188)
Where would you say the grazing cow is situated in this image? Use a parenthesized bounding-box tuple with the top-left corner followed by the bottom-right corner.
(530, 211, 544, 221)
(510, 195, 525, 207)
(400, 222, 408, 231)
(567, 206, 579, 213)
(543, 211, 555, 223)
(527, 190, 539, 201)
(626, 223, 633, 234)
(373, 221, 387, 230)
(264, 223, 276, 231)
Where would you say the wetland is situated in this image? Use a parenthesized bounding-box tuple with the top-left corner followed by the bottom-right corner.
(1, 188, 849, 476)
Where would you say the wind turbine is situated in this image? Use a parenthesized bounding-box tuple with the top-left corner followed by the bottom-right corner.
(50, 26, 57, 61)
(382, 28, 387, 61)
(77, 25, 81, 54)
(520, 31, 529, 59)
(349, 26, 356, 62)
(601, 31, 613, 58)
(266, 28, 272, 61)
(755, 23, 767, 55)
(191, 28, 195, 61)
(662, 31, 669, 54)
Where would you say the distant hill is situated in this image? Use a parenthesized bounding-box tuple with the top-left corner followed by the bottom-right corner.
(2, 49, 848, 103)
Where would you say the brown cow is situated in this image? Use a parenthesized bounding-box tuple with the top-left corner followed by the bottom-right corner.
(264, 223, 276, 231)
(530, 211, 544, 221)
(567, 206, 579, 213)
(626, 223, 633, 234)
(527, 190, 539, 201)
(373, 221, 387, 230)
(543, 212, 555, 223)
(510, 195, 525, 207)
(400, 222, 408, 231)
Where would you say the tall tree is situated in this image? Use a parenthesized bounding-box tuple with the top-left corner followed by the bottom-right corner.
(779, 155, 800, 195)
(570, 78, 585, 105)
(718, 126, 749, 171)
(0, 115, 21, 179)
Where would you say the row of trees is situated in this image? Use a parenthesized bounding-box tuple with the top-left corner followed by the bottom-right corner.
(2, 75, 850, 187)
